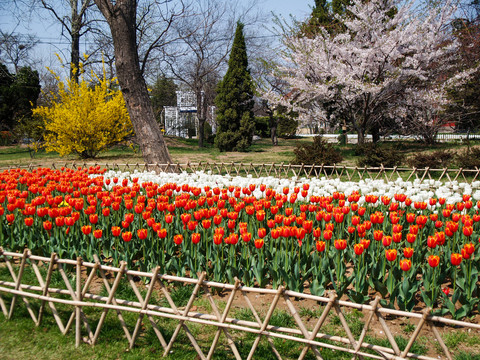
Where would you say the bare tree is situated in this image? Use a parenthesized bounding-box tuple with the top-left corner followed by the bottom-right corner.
(164, 0, 264, 147)
(93, 0, 178, 164)
(164, 0, 235, 147)
(0, 31, 37, 73)
(38, 0, 101, 82)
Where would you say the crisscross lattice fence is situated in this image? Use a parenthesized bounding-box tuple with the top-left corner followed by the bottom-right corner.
(2, 162, 480, 184)
(1, 248, 478, 359)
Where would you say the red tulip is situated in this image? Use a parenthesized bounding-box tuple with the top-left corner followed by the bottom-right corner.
(228, 233, 239, 245)
(202, 219, 211, 229)
(354, 243, 364, 256)
(256, 227, 266, 239)
(451, 253, 462, 266)
(360, 238, 370, 249)
(191, 233, 201, 244)
(334, 239, 347, 251)
(392, 232, 402, 243)
(363, 220, 372, 230)
(93, 229, 102, 239)
(241, 232, 252, 242)
(409, 225, 419, 235)
(81, 225, 92, 235)
(254, 238, 264, 249)
(24, 217, 33, 226)
(296, 228, 306, 240)
(6, 213, 14, 224)
(43, 220, 52, 231)
(385, 249, 397, 262)
(406, 213, 416, 223)
(428, 255, 440, 268)
(111, 226, 121, 237)
(256, 210, 265, 221)
(188, 221, 198, 231)
(323, 230, 333, 241)
(271, 228, 280, 239)
(174, 234, 183, 245)
(356, 224, 366, 234)
(213, 233, 223, 245)
(463, 226, 473, 237)
(403, 247, 414, 258)
(392, 224, 403, 233)
(427, 236, 437, 249)
(137, 229, 148, 240)
(125, 213, 134, 223)
(464, 243, 475, 255)
(373, 230, 383, 241)
(382, 236, 392, 247)
(407, 233, 417, 244)
(89, 213, 98, 224)
(316, 240, 326, 252)
(435, 231, 445, 245)
(400, 259, 411, 271)
(157, 228, 167, 239)
(461, 247, 471, 259)
(122, 231, 132, 242)
(213, 215, 222, 225)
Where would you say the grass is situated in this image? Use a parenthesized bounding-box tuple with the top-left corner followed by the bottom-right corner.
(363, 335, 428, 356)
(298, 305, 324, 319)
(455, 353, 480, 360)
(443, 330, 480, 348)
(2, 285, 480, 360)
(328, 309, 365, 337)
(402, 320, 416, 334)
(2, 135, 478, 171)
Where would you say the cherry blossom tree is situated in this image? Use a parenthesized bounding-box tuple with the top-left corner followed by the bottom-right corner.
(264, 0, 464, 145)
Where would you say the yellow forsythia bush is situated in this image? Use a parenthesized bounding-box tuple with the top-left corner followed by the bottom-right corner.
(33, 66, 133, 158)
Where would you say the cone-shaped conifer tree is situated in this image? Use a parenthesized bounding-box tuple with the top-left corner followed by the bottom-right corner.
(214, 22, 255, 151)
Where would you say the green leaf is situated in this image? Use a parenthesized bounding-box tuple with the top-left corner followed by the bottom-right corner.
(372, 279, 388, 298)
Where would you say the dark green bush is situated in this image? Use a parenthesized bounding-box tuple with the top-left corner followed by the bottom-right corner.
(406, 150, 453, 169)
(204, 121, 215, 144)
(254, 116, 270, 138)
(277, 117, 298, 138)
(356, 143, 401, 167)
(293, 136, 343, 165)
(455, 147, 480, 169)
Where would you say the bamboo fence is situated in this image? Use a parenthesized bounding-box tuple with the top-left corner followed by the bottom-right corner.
(1, 247, 477, 359)
(2, 162, 480, 184)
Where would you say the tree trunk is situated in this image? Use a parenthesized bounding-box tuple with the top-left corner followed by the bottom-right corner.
(196, 88, 206, 148)
(198, 118, 205, 147)
(270, 118, 278, 146)
(371, 124, 380, 143)
(357, 128, 365, 145)
(71, 13, 80, 83)
(94, 0, 172, 165)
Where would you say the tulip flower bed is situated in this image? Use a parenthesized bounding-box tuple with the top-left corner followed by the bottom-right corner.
(1, 167, 480, 320)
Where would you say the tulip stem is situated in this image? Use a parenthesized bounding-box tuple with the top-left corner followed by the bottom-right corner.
(453, 266, 457, 294)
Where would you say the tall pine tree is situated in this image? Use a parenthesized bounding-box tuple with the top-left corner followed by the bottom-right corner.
(301, 0, 352, 37)
(214, 22, 255, 152)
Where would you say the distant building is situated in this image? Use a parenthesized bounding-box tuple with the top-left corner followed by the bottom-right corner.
(163, 91, 216, 138)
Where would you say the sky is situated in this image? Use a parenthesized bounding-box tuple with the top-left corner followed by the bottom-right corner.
(263, 0, 313, 20)
(0, 0, 314, 74)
